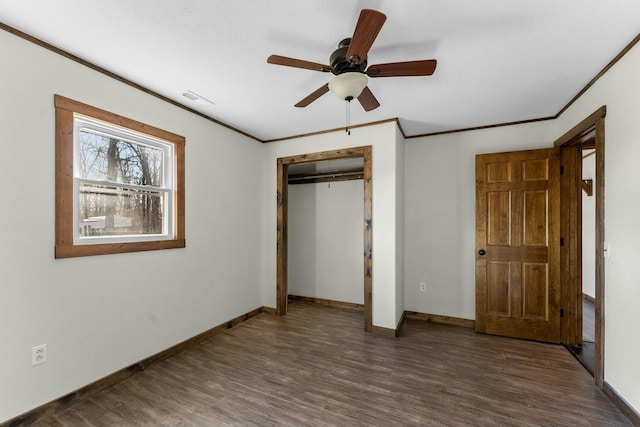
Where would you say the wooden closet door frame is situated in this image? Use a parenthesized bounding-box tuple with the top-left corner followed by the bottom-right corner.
(555, 106, 606, 388)
(276, 146, 373, 332)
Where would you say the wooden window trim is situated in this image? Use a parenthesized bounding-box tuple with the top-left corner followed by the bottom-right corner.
(54, 95, 185, 258)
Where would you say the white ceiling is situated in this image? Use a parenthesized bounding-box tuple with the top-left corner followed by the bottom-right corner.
(1, 1, 639, 141)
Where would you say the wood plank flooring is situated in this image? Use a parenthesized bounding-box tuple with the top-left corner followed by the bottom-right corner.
(33, 301, 630, 426)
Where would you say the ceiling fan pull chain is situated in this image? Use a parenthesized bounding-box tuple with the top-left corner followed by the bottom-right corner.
(346, 99, 351, 135)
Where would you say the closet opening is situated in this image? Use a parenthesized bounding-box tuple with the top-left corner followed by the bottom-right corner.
(276, 146, 373, 331)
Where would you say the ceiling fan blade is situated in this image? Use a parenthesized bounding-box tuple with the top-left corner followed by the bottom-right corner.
(267, 55, 333, 72)
(295, 84, 330, 107)
(367, 59, 437, 77)
(357, 86, 380, 112)
(345, 9, 387, 65)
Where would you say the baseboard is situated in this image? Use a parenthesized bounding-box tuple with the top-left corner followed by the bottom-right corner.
(583, 293, 596, 304)
(405, 310, 475, 329)
(370, 316, 405, 339)
(288, 294, 364, 312)
(286, 297, 474, 336)
(288, 295, 406, 338)
(394, 310, 407, 338)
(603, 381, 640, 426)
(371, 325, 398, 338)
(261, 306, 277, 315)
(2, 306, 268, 427)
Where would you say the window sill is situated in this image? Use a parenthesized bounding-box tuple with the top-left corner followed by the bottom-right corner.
(55, 239, 186, 259)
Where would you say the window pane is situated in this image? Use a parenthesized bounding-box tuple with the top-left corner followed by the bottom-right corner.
(78, 130, 164, 187)
(78, 183, 165, 237)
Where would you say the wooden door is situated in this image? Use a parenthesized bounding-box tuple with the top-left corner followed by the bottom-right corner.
(476, 148, 561, 343)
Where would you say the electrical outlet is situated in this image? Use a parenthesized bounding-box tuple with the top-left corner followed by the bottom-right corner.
(32, 344, 47, 366)
(419, 282, 427, 292)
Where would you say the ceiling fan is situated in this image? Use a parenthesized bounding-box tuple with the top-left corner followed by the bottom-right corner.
(267, 9, 437, 112)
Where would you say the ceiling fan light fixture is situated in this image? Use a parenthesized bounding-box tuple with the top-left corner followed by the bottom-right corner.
(328, 72, 368, 101)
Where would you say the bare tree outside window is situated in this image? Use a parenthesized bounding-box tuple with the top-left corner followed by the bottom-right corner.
(77, 131, 167, 238)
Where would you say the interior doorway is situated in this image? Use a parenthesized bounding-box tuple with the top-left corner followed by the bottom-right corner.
(577, 147, 597, 375)
(563, 142, 597, 376)
(276, 146, 373, 331)
(555, 106, 606, 388)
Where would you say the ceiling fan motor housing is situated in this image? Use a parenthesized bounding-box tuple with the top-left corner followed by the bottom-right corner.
(330, 38, 367, 75)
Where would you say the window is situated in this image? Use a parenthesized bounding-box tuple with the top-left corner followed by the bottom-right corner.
(55, 95, 185, 258)
(74, 117, 173, 242)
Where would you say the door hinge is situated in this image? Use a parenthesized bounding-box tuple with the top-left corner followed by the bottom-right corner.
(560, 308, 564, 318)
(560, 237, 564, 246)
(560, 165, 564, 175)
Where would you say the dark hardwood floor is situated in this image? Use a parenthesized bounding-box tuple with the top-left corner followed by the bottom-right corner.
(33, 301, 630, 426)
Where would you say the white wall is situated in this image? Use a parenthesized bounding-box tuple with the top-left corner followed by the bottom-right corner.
(395, 125, 406, 326)
(582, 153, 596, 298)
(554, 37, 640, 417)
(288, 180, 364, 304)
(404, 122, 557, 320)
(261, 121, 402, 329)
(0, 30, 263, 423)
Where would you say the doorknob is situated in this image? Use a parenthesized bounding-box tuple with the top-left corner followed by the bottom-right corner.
(478, 249, 486, 256)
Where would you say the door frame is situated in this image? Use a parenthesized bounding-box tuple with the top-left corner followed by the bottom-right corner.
(276, 146, 373, 332)
(555, 106, 606, 388)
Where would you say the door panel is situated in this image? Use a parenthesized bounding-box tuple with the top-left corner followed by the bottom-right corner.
(487, 261, 511, 315)
(476, 148, 561, 343)
(487, 192, 511, 245)
(522, 262, 548, 319)
(523, 190, 548, 246)
(522, 158, 548, 181)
